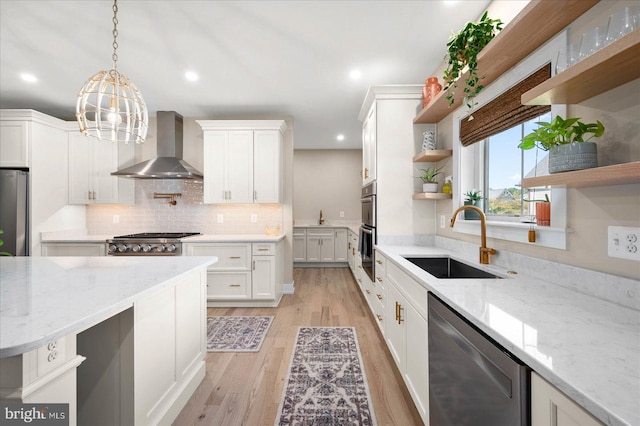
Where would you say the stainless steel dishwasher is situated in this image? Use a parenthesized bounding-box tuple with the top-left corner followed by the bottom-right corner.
(428, 293, 530, 426)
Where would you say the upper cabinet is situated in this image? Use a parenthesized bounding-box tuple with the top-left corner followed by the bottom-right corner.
(68, 131, 135, 205)
(362, 103, 377, 185)
(0, 120, 29, 167)
(198, 120, 286, 204)
(413, 0, 599, 124)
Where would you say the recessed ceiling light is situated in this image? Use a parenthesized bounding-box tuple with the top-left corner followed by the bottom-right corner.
(443, 0, 457, 5)
(20, 73, 37, 83)
(185, 71, 199, 82)
(349, 70, 362, 80)
(336, 134, 345, 141)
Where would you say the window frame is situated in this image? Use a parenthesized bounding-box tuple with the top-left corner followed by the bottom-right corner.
(450, 31, 568, 250)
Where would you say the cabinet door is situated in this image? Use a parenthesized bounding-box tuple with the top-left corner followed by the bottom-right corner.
(252, 256, 275, 299)
(320, 236, 335, 262)
(68, 132, 92, 204)
(91, 138, 118, 203)
(175, 271, 205, 383)
(404, 303, 429, 422)
(227, 131, 253, 203)
(0, 120, 29, 167)
(386, 282, 406, 371)
(293, 234, 307, 262)
(532, 372, 603, 426)
(253, 130, 281, 203)
(362, 104, 376, 185)
(203, 131, 227, 203)
(41, 243, 106, 256)
(334, 229, 348, 262)
(306, 236, 321, 262)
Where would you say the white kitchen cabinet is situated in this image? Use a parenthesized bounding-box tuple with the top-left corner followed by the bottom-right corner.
(293, 228, 307, 262)
(306, 229, 335, 262)
(532, 372, 603, 426)
(198, 120, 286, 204)
(184, 241, 283, 307)
(41, 242, 106, 256)
(0, 120, 29, 167)
(362, 103, 376, 185)
(348, 230, 358, 273)
(381, 253, 430, 425)
(68, 131, 134, 204)
(334, 228, 348, 262)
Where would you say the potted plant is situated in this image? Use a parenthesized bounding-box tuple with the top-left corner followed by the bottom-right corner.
(524, 193, 551, 226)
(463, 190, 483, 220)
(416, 166, 443, 193)
(518, 116, 605, 174)
(0, 229, 11, 256)
(443, 11, 503, 118)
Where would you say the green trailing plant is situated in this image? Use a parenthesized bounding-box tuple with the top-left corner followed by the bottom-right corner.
(463, 190, 483, 202)
(0, 229, 12, 257)
(518, 116, 605, 151)
(415, 166, 444, 183)
(443, 11, 503, 117)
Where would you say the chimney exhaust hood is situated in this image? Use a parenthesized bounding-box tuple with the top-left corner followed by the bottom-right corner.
(111, 111, 203, 179)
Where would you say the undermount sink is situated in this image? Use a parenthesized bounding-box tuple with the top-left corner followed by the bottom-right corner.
(402, 256, 502, 279)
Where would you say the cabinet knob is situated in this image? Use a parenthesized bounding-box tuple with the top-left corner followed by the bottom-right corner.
(376, 294, 382, 300)
(377, 277, 383, 283)
(376, 260, 383, 265)
(376, 314, 383, 322)
(366, 289, 371, 294)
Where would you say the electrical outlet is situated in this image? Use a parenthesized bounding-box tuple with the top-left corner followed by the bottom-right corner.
(251, 214, 257, 223)
(440, 215, 446, 229)
(608, 226, 640, 261)
(340, 211, 345, 218)
(217, 214, 224, 223)
(113, 215, 119, 224)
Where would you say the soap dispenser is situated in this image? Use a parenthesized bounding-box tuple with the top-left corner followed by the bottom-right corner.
(442, 176, 452, 194)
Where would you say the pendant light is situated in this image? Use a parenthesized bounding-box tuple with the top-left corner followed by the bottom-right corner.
(76, 0, 148, 144)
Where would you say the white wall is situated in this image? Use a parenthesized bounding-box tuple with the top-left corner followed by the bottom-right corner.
(293, 149, 361, 223)
(435, 1, 640, 280)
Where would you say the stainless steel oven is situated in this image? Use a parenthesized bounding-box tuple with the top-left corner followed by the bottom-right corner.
(359, 182, 376, 281)
(106, 232, 200, 256)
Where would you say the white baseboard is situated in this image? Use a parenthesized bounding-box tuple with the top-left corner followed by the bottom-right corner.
(282, 281, 295, 294)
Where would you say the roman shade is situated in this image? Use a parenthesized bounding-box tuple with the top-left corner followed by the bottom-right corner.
(459, 63, 551, 147)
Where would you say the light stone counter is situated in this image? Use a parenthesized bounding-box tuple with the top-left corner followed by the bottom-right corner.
(185, 234, 285, 243)
(0, 256, 217, 358)
(376, 244, 640, 426)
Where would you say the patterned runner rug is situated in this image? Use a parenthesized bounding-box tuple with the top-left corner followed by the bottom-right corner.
(206, 316, 274, 352)
(275, 327, 377, 426)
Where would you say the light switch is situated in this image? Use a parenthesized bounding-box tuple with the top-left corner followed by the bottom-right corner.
(217, 214, 224, 223)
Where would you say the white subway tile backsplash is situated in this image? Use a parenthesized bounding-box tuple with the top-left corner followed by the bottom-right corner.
(87, 180, 283, 235)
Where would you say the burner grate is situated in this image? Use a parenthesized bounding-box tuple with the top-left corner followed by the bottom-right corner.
(113, 232, 200, 239)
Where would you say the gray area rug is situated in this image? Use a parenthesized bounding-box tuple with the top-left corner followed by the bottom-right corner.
(275, 327, 377, 426)
(206, 316, 274, 352)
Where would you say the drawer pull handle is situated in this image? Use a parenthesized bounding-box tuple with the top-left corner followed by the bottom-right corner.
(376, 294, 382, 300)
(229, 284, 241, 287)
(357, 278, 362, 283)
(376, 260, 382, 264)
(376, 277, 383, 282)
(258, 248, 269, 251)
(229, 256, 241, 259)
(366, 289, 371, 294)
(376, 314, 383, 322)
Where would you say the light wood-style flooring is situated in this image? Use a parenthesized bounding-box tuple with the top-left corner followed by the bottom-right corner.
(173, 267, 423, 426)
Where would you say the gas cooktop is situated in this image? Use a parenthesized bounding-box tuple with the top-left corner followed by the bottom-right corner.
(106, 232, 201, 256)
(112, 232, 201, 239)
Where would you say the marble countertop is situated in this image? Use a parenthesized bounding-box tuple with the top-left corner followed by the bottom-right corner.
(0, 256, 217, 358)
(41, 233, 285, 243)
(294, 222, 360, 234)
(376, 244, 639, 426)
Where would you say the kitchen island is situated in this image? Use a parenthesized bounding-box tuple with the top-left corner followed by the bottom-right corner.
(0, 256, 217, 425)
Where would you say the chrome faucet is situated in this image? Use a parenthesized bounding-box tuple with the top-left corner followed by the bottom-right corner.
(319, 210, 325, 225)
(450, 205, 497, 264)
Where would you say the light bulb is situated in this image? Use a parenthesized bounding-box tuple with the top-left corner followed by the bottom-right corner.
(107, 109, 123, 126)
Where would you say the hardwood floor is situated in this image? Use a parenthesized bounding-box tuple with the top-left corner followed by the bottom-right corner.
(173, 267, 423, 426)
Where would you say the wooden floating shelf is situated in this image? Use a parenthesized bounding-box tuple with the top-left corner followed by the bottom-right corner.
(413, 150, 453, 163)
(413, 0, 599, 124)
(522, 29, 640, 105)
(521, 161, 640, 188)
(413, 193, 453, 200)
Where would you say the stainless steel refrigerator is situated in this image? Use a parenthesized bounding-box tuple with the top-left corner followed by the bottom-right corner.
(0, 169, 29, 256)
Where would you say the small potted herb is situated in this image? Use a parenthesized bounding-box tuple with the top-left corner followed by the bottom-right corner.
(443, 11, 503, 118)
(463, 190, 483, 220)
(416, 166, 443, 193)
(518, 116, 605, 173)
(524, 194, 551, 226)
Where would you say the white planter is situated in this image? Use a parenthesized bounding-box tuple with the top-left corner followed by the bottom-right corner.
(422, 182, 438, 193)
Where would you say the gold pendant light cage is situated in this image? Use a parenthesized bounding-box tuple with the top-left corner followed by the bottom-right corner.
(76, 0, 148, 144)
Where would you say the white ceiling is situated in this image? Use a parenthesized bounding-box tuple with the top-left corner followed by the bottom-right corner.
(0, 0, 492, 149)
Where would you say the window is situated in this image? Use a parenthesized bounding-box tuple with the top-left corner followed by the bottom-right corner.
(480, 112, 551, 222)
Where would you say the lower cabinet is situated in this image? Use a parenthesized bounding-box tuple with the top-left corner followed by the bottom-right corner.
(41, 242, 106, 256)
(184, 241, 283, 307)
(532, 372, 603, 426)
(334, 229, 348, 262)
(294, 226, 351, 264)
(293, 228, 307, 262)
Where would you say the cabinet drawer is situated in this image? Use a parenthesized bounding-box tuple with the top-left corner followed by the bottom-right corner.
(306, 228, 334, 237)
(207, 272, 251, 299)
(375, 252, 386, 275)
(186, 243, 251, 270)
(252, 243, 275, 256)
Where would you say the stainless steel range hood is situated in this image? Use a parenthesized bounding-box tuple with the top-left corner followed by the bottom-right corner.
(111, 111, 203, 179)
